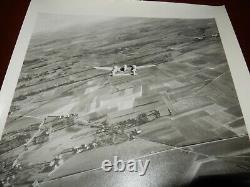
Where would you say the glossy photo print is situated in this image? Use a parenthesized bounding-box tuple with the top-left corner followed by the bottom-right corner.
(0, 13, 249, 186)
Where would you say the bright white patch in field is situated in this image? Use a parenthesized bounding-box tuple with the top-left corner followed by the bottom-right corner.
(84, 85, 99, 94)
(51, 102, 77, 116)
(99, 86, 142, 111)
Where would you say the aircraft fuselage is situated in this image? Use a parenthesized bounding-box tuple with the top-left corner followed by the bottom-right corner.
(111, 65, 137, 76)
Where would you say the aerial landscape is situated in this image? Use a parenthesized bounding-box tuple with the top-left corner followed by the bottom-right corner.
(0, 14, 249, 186)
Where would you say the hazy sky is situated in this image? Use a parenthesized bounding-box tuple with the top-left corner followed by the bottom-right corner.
(33, 13, 115, 34)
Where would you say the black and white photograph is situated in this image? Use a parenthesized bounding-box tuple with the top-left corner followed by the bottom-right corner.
(0, 12, 250, 186)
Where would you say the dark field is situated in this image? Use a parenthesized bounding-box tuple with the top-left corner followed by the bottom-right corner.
(0, 15, 249, 186)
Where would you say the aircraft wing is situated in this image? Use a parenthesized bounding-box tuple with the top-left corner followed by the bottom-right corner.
(93, 67, 113, 71)
(136, 64, 156, 69)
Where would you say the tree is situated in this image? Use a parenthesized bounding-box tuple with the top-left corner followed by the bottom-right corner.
(137, 113, 148, 125)
(153, 110, 161, 118)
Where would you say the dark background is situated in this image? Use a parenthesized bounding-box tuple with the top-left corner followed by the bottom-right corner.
(0, 0, 249, 89)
